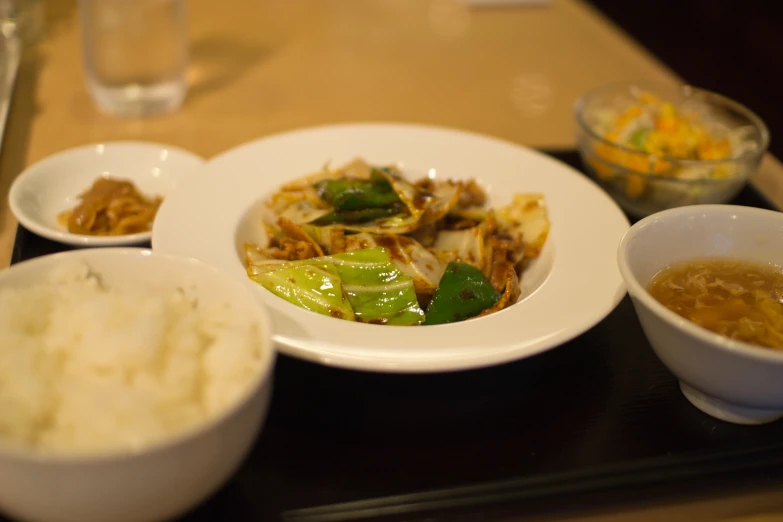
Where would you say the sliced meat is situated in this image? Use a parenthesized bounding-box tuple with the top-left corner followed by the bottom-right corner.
(477, 266, 521, 318)
(278, 216, 325, 257)
(458, 179, 487, 208)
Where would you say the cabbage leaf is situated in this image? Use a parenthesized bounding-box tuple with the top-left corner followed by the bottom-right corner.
(246, 246, 425, 325)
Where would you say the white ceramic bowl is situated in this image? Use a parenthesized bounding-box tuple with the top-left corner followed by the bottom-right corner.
(618, 204, 783, 425)
(0, 248, 275, 522)
(153, 122, 630, 373)
(9, 142, 205, 246)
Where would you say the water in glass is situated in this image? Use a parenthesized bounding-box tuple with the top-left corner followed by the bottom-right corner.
(80, 0, 188, 117)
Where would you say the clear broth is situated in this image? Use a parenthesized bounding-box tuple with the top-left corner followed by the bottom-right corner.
(648, 258, 783, 350)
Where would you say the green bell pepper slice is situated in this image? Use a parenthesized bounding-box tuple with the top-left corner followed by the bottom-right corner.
(314, 170, 401, 211)
(310, 203, 405, 225)
(423, 262, 500, 325)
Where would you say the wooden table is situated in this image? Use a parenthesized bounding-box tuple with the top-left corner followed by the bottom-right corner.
(2, 1, 783, 520)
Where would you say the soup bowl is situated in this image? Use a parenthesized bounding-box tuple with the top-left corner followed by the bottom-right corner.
(618, 204, 783, 425)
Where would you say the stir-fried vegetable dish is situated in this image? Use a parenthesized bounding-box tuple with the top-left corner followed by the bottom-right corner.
(244, 159, 550, 325)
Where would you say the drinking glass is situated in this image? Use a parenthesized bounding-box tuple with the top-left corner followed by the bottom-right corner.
(79, 0, 188, 117)
(0, 0, 44, 44)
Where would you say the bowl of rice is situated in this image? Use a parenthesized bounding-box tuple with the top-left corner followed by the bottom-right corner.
(575, 82, 769, 217)
(0, 248, 275, 522)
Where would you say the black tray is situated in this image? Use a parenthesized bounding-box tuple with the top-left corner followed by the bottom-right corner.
(10, 151, 783, 522)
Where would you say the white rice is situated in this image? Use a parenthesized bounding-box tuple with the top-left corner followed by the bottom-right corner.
(0, 262, 266, 455)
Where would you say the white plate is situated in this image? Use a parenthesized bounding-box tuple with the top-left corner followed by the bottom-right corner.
(9, 141, 205, 246)
(153, 123, 630, 373)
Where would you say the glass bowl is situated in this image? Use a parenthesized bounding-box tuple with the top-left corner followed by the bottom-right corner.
(574, 82, 769, 217)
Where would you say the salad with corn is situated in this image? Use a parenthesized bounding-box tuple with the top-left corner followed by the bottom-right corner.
(589, 91, 757, 199)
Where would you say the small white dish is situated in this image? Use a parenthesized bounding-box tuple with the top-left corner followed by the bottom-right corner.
(154, 123, 630, 373)
(9, 142, 205, 246)
(0, 248, 275, 522)
(618, 204, 783, 425)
